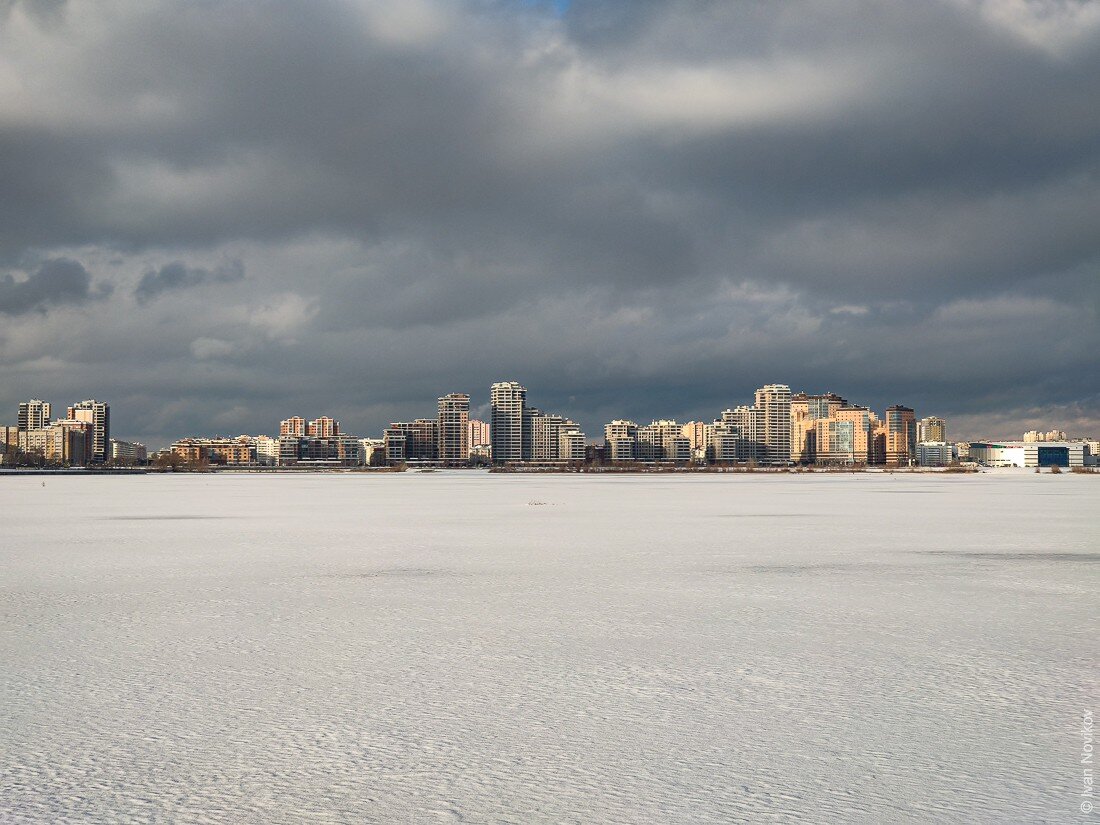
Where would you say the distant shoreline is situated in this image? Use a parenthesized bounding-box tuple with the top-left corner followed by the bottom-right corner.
(2, 465, 1094, 476)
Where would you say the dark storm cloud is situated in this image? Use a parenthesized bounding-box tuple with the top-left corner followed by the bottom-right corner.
(4, 0, 1097, 295)
(0, 0, 1097, 443)
(134, 260, 244, 304)
(0, 258, 107, 315)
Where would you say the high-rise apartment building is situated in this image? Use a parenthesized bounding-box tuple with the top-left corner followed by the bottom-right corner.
(521, 406, 540, 461)
(391, 419, 439, 462)
(885, 405, 917, 465)
(604, 420, 638, 462)
(871, 417, 887, 465)
(358, 438, 386, 466)
(43, 419, 92, 466)
(790, 395, 812, 464)
(307, 416, 339, 438)
(606, 436, 635, 461)
(18, 427, 49, 457)
(790, 392, 846, 463)
(66, 399, 110, 463)
(18, 399, 51, 431)
(604, 420, 637, 443)
(754, 384, 791, 465)
(680, 421, 713, 457)
(530, 413, 584, 462)
(531, 412, 567, 461)
(0, 426, 18, 462)
(721, 406, 762, 462)
(635, 420, 681, 461)
(917, 416, 947, 444)
(467, 419, 490, 456)
(559, 427, 587, 462)
(814, 406, 873, 465)
(383, 427, 407, 464)
(280, 416, 306, 437)
(438, 393, 470, 465)
(252, 436, 278, 466)
(664, 435, 692, 462)
(711, 423, 741, 463)
(490, 381, 526, 463)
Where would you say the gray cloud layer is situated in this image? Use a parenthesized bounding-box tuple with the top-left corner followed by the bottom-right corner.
(0, 0, 1097, 444)
(0, 258, 107, 314)
(134, 260, 244, 304)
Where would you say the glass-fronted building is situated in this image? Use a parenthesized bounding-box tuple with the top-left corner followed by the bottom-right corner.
(968, 441, 1090, 468)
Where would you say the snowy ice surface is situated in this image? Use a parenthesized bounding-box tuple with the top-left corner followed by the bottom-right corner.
(1, 471, 1096, 823)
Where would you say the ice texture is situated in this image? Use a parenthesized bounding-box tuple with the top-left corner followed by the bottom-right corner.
(1, 472, 1096, 823)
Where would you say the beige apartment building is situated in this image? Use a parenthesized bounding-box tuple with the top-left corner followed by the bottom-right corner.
(171, 437, 253, 465)
(719, 406, 761, 462)
(790, 393, 847, 463)
(635, 420, 682, 461)
(680, 421, 713, 457)
(754, 384, 791, 465)
(604, 421, 639, 462)
(438, 393, 470, 465)
(467, 419, 490, 456)
(604, 420, 637, 441)
(0, 425, 18, 462)
(67, 399, 110, 463)
(47, 419, 93, 465)
(490, 381, 526, 463)
(1023, 429, 1067, 442)
(18, 399, 51, 431)
(885, 405, 917, 465)
(559, 427, 587, 462)
(385, 419, 438, 462)
(917, 416, 947, 444)
(531, 412, 570, 461)
(813, 406, 874, 465)
(307, 416, 339, 438)
(280, 416, 306, 437)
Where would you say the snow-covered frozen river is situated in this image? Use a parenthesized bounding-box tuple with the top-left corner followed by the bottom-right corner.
(1, 471, 1096, 823)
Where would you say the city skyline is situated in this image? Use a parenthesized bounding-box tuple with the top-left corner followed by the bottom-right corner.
(6, 381, 1098, 465)
(0, 2, 1097, 448)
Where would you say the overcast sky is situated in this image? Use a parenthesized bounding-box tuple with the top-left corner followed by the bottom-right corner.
(1, 0, 1098, 446)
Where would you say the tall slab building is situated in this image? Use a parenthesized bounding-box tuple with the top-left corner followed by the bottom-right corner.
(886, 405, 917, 466)
(18, 399, 51, 431)
(66, 399, 110, 463)
(754, 383, 792, 465)
(437, 393, 470, 465)
(490, 381, 526, 463)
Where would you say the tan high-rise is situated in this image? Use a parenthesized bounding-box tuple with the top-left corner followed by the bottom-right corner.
(307, 417, 339, 438)
(18, 399, 51, 431)
(438, 393, 470, 465)
(467, 419, 490, 454)
(66, 399, 110, 463)
(681, 421, 712, 454)
(813, 406, 873, 465)
(490, 381, 526, 463)
(917, 416, 946, 444)
(790, 392, 846, 463)
(754, 384, 791, 465)
(885, 406, 916, 465)
(280, 416, 306, 437)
